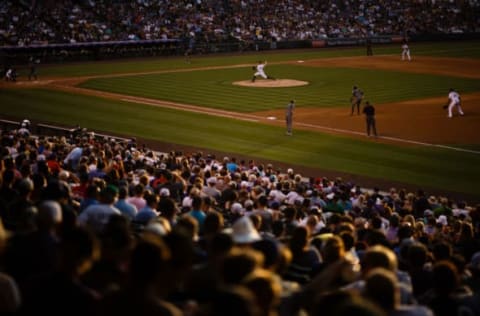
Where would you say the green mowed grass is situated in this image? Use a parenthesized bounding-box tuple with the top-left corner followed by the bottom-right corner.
(79, 65, 480, 112)
(1, 88, 479, 197)
(33, 40, 480, 78)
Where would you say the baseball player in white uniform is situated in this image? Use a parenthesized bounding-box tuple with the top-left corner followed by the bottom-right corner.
(5, 68, 13, 81)
(252, 60, 274, 82)
(446, 88, 464, 118)
(401, 40, 411, 61)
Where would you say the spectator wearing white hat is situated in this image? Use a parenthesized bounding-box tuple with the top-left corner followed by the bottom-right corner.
(231, 216, 261, 245)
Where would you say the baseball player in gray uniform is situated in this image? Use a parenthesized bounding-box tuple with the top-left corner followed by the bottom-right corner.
(285, 100, 295, 135)
(351, 85, 364, 115)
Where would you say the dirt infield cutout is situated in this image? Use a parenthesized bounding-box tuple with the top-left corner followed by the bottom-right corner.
(233, 79, 309, 87)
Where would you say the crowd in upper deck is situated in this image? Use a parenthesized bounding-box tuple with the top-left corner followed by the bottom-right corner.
(1, 0, 479, 46)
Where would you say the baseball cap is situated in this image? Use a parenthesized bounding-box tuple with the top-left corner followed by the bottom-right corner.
(160, 188, 170, 197)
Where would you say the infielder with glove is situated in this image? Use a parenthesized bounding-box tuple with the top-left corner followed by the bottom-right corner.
(445, 88, 464, 118)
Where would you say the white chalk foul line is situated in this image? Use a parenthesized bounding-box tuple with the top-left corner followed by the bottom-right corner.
(299, 122, 480, 154)
(121, 97, 479, 155)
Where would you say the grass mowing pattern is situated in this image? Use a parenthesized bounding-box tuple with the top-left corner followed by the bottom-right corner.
(80, 65, 480, 112)
(1, 88, 479, 197)
(36, 41, 480, 78)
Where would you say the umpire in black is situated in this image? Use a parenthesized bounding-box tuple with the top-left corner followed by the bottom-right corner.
(362, 101, 377, 137)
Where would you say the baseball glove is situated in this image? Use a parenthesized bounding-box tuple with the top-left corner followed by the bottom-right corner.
(252, 66, 256, 70)
(442, 104, 448, 110)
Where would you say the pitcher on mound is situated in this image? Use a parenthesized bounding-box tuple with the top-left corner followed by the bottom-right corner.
(252, 60, 275, 82)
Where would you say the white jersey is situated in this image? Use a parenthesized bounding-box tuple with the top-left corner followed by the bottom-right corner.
(448, 91, 460, 104)
(402, 44, 409, 52)
(254, 62, 267, 78)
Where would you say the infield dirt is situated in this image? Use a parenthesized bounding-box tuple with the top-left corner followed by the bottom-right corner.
(2, 55, 480, 200)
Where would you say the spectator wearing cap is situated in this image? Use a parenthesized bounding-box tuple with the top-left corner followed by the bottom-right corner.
(159, 188, 170, 198)
(324, 193, 344, 214)
(77, 185, 122, 234)
(114, 186, 137, 221)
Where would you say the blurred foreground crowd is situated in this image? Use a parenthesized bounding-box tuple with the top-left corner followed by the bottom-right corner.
(0, 120, 479, 315)
(1, 0, 479, 46)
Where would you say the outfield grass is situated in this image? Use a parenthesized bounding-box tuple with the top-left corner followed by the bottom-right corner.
(1, 88, 479, 197)
(3, 41, 480, 199)
(79, 65, 480, 112)
(34, 40, 480, 78)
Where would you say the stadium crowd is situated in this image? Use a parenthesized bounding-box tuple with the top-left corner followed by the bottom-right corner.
(1, 0, 479, 46)
(0, 120, 479, 315)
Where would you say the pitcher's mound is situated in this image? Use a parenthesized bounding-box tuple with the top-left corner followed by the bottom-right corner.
(233, 79, 309, 88)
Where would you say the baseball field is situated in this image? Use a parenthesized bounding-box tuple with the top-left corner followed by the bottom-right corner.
(1, 41, 480, 201)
